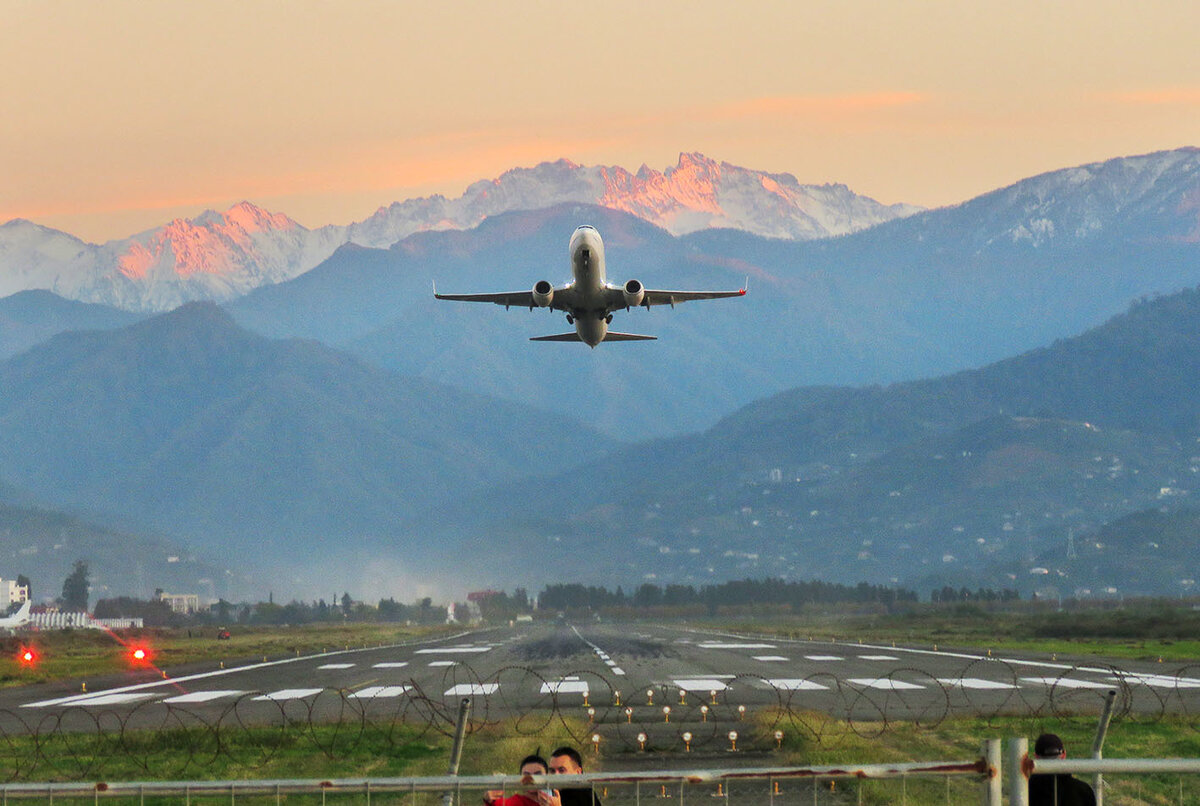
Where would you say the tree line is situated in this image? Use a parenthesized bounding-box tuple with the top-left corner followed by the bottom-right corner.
(538, 578, 918, 612)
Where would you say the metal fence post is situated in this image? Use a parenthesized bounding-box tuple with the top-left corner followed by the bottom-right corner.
(982, 739, 1001, 806)
(441, 698, 472, 806)
(1009, 737, 1029, 806)
(1092, 689, 1117, 806)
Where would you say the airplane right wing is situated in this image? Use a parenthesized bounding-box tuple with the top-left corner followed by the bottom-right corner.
(639, 288, 747, 307)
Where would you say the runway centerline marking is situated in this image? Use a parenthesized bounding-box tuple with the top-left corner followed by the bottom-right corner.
(859, 655, 899, 661)
(415, 647, 491, 654)
(373, 662, 409, 668)
(318, 663, 355, 669)
(698, 642, 776, 650)
(805, 655, 843, 661)
(754, 656, 789, 662)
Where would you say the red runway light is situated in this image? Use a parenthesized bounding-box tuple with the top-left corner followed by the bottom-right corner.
(129, 646, 151, 663)
(17, 647, 38, 666)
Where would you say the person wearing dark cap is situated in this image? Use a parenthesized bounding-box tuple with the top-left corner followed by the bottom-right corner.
(1029, 733, 1095, 806)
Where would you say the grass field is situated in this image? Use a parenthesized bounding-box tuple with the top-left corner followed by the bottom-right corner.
(719, 602, 1200, 663)
(0, 623, 460, 689)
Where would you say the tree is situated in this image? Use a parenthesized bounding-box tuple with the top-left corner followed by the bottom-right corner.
(62, 560, 90, 611)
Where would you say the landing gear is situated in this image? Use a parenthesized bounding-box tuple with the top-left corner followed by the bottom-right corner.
(605, 314, 613, 324)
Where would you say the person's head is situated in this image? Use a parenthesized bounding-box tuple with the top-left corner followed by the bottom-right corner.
(519, 754, 548, 776)
(1034, 733, 1066, 759)
(549, 746, 584, 774)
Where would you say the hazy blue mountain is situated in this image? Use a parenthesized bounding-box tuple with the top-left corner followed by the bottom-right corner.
(226, 150, 1200, 437)
(401, 287, 1200, 596)
(0, 504, 252, 604)
(0, 303, 613, 594)
(0, 290, 141, 359)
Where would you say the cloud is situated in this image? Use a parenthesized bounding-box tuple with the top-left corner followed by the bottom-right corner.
(708, 92, 929, 121)
(1099, 88, 1200, 106)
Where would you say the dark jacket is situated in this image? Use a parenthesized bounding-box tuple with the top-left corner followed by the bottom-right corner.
(1028, 773, 1096, 806)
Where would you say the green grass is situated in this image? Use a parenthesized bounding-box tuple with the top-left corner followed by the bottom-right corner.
(715, 604, 1200, 663)
(0, 624, 460, 689)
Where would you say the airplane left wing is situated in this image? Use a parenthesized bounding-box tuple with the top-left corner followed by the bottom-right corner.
(434, 290, 539, 309)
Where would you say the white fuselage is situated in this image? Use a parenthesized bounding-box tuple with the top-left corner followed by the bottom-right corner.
(567, 225, 610, 346)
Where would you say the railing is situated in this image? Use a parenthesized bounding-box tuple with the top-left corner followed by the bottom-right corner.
(5, 740, 1200, 804)
(0, 751, 999, 803)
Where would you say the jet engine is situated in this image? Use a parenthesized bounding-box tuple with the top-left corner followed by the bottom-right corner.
(622, 279, 645, 308)
(532, 280, 554, 307)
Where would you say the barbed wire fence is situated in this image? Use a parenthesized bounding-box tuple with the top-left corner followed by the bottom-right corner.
(0, 659, 1196, 782)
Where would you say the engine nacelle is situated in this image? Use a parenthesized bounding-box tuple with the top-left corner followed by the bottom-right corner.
(622, 279, 645, 308)
(532, 280, 554, 308)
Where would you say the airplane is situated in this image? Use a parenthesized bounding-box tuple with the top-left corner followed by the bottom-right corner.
(433, 224, 745, 347)
(0, 600, 32, 632)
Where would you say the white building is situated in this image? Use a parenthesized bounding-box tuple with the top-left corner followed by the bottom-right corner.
(158, 592, 200, 614)
(0, 578, 29, 604)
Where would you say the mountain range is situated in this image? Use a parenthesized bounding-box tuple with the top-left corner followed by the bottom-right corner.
(1, 147, 1199, 600)
(0, 304, 612, 595)
(410, 287, 1200, 598)
(0, 153, 918, 312)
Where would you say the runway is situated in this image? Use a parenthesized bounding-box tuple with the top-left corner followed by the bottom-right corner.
(2, 622, 1197, 741)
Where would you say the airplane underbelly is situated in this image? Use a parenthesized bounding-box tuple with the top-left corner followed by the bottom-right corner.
(576, 318, 606, 347)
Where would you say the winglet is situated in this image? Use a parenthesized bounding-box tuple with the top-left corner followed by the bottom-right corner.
(431, 279, 439, 298)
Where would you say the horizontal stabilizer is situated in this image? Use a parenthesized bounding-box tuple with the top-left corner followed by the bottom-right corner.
(603, 332, 657, 341)
(530, 332, 583, 342)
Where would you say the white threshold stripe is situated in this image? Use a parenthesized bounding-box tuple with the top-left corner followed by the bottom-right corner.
(253, 688, 324, 701)
(350, 686, 410, 699)
(60, 693, 159, 707)
(444, 684, 498, 696)
(674, 679, 728, 692)
(768, 679, 829, 691)
(846, 678, 924, 690)
(937, 678, 1018, 690)
(21, 631, 478, 709)
(162, 690, 246, 704)
(541, 681, 589, 694)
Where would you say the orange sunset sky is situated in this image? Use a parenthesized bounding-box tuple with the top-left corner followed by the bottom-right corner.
(3, 0, 1199, 243)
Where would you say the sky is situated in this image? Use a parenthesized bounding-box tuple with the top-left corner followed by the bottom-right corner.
(3, 0, 1199, 243)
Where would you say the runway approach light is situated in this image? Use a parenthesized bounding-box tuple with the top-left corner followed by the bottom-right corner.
(636, 732, 647, 751)
(624, 707, 633, 722)
(728, 731, 739, 751)
(129, 646, 152, 665)
(646, 688, 654, 705)
(662, 705, 671, 723)
(737, 704, 746, 720)
(682, 731, 693, 752)
(17, 647, 38, 667)
(774, 729, 784, 749)
(700, 704, 709, 721)
(709, 689, 718, 704)
(591, 733, 601, 753)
